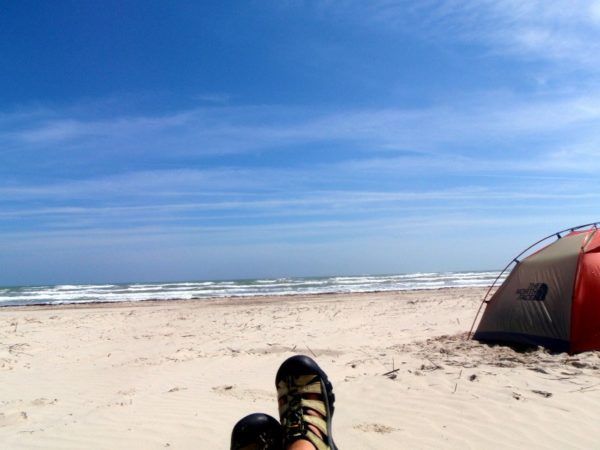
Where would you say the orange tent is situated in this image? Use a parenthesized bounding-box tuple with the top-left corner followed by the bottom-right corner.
(473, 223, 600, 354)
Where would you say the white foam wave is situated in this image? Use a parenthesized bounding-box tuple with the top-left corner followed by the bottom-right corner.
(0, 271, 506, 307)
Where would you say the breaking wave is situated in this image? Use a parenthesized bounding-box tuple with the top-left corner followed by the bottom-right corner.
(0, 271, 505, 307)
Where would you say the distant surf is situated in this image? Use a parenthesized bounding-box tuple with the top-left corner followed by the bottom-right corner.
(0, 271, 505, 307)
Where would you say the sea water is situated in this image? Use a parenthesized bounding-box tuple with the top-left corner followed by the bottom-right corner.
(0, 271, 505, 307)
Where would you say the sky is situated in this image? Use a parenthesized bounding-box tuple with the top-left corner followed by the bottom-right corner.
(2, 1, 600, 285)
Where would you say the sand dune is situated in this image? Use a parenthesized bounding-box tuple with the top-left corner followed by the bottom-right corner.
(2, 288, 600, 449)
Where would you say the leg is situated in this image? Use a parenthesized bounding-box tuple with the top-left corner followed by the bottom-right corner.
(287, 440, 317, 450)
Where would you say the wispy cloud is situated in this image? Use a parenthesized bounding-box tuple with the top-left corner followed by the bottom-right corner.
(316, 0, 600, 67)
(2, 165, 598, 241)
(466, 0, 600, 65)
(3, 90, 600, 163)
(3, 89, 600, 242)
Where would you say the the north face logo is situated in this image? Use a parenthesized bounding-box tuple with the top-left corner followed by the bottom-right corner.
(517, 283, 548, 301)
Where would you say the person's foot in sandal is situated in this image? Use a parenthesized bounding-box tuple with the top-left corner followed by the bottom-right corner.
(275, 355, 338, 450)
(230, 413, 283, 450)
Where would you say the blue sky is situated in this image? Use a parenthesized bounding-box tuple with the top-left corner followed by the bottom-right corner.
(2, 1, 600, 284)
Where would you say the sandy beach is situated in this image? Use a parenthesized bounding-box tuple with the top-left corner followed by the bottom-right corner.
(2, 287, 600, 449)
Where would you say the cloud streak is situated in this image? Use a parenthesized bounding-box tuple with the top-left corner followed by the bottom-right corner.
(317, 0, 600, 67)
(3, 88, 600, 244)
(3, 90, 600, 164)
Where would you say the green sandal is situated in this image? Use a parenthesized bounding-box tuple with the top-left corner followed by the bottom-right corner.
(275, 355, 338, 450)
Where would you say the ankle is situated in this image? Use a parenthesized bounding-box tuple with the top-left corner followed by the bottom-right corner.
(286, 439, 316, 450)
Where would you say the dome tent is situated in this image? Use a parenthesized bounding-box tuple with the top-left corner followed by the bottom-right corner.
(472, 223, 600, 354)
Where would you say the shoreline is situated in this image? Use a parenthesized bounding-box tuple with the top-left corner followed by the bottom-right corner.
(0, 271, 505, 310)
(0, 285, 489, 311)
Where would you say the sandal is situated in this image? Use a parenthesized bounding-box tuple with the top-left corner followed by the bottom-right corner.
(230, 413, 283, 450)
(275, 355, 338, 450)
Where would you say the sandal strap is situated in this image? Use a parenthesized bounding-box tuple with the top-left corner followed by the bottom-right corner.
(277, 378, 333, 449)
(277, 377, 322, 397)
(277, 396, 326, 417)
(304, 414, 328, 436)
(301, 398, 327, 416)
(306, 429, 330, 450)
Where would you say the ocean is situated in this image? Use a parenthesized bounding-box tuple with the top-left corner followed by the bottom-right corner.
(0, 271, 505, 307)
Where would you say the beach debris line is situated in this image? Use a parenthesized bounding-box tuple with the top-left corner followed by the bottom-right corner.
(305, 345, 317, 358)
(382, 368, 399, 379)
(531, 390, 552, 398)
(167, 386, 188, 393)
(382, 358, 399, 379)
(569, 383, 600, 393)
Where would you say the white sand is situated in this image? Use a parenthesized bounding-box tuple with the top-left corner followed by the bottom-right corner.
(2, 288, 600, 449)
